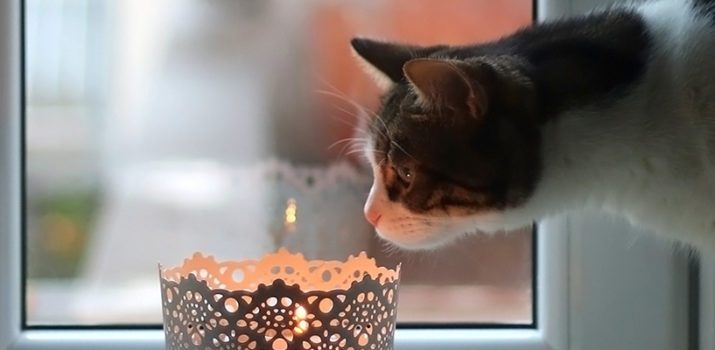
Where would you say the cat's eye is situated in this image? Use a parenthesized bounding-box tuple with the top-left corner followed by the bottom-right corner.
(394, 165, 414, 184)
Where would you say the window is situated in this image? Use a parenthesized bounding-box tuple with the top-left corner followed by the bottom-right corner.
(24, 0, 534, 327)
(1, 0, 702, 349)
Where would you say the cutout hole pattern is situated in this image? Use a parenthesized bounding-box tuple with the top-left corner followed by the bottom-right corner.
(160, 250, 400, 350)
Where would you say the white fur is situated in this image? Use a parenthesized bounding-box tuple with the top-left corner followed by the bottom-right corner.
(365, 0, 715, 252)
(513, 0, 715, 252)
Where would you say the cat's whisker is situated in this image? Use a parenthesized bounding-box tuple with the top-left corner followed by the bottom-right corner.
(327, 134, 373, 157)
(345, 139, 374, 149)
(328, 137, 368, 150)
(314, 89, 390, 139)
(325, 108, 369, 135)
(325, 101, 387, 142)
(314, 78, 380, 119)
(311, 82, 375, 137)
(378, 240, 415, 262)
(348, 152, 373, 164)
(371, 114, 391, 140)
(314, 89, 377, 118)
(348, 147, 365, 155)
(315, 76, 359, 102)
(341, 141, 372, 158)
(336, 142, 363, 158)
(327, 103, 369, 127)
(345, 145, 384, 163)
(314, 87, 395, 166)
(345, 147, 381, 157)
(322, 113, 372, 158)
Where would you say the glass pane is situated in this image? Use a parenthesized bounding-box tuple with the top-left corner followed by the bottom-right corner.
(25, 0, 533, 326)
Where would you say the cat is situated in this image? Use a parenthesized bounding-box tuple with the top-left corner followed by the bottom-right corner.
(351, 0, 715, 252)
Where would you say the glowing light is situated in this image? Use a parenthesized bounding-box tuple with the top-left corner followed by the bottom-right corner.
(295, 304, 307, 318)
(293, 304, 309, 334)
(284, 198, 297, 231)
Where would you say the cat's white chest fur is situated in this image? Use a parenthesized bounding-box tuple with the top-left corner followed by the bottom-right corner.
(513, 0, 715, 251)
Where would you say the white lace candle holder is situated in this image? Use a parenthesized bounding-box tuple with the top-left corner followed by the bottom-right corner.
(159, 249, 401, 350)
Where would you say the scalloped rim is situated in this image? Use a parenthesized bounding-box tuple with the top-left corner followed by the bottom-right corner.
(159, 248, 400, 291)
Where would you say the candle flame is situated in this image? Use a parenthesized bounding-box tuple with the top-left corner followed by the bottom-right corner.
(284, 198, 297, 232)
(295, 304, 307, 319)
(293, 304, 309, 334)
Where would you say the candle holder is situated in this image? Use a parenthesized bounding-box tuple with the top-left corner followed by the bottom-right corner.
(159, 249, 401, 350)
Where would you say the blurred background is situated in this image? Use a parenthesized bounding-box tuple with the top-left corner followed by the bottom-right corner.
(25, 0, 534, 325)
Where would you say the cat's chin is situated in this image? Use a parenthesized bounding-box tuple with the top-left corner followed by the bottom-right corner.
(373, 216, 495, 250)
(373, 225, 464, 250)
(372, 211, 524, 250)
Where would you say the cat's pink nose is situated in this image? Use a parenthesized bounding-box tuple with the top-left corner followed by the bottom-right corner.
(364, 208, 382, 227)
(364, 183, 382, 226)
(364, 199, 382, 226)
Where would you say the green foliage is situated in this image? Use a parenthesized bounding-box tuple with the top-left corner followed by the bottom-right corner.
(27, 189, 100, 279)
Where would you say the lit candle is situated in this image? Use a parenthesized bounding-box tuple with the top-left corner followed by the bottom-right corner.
(293, 304, 309, 334)
(284, 198, 297, 232)
(159, 250, 400, 349)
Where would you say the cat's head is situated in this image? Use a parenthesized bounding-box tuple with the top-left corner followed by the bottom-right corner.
(352, 38, 541, 249)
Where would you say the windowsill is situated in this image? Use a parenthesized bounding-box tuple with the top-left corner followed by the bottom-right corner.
(12, 328, 551, 350)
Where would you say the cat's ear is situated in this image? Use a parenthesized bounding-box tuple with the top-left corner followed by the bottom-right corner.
(351, 38, 446, 91)
(350, 38, 415, 91)
(403, 58, 488, 119)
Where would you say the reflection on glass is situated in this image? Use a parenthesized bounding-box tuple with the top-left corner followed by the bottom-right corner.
(26, 0, 533, 325)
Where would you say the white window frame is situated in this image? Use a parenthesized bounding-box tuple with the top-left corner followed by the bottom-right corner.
(0, 0, 709, 349)
(701, 255, 715, 350)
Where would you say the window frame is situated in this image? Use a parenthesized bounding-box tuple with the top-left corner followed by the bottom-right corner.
(0, 0, 707, 349)
(701, 255, 715, 350)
